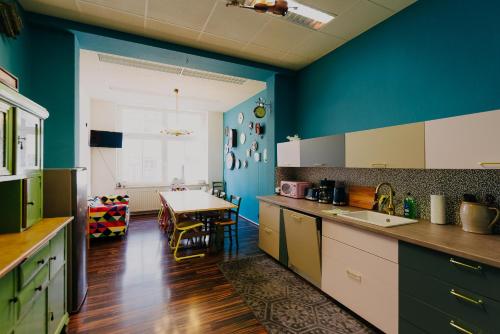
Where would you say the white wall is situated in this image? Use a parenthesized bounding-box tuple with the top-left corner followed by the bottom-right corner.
(90, 99, 124, 196)
(89, 98, 223, 196)
(207, 112, 223, 186)
(77, 87, 91, 195)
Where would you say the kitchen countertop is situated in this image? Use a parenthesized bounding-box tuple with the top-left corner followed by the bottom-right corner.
(258, 195, 500, 269)
(0, 217, 74, 278)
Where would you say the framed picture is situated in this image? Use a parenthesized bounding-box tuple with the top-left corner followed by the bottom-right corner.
(0, 66, 18, 91)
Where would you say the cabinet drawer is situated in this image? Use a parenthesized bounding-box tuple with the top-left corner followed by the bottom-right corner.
(401, 292, 483, 334)
(400, 241, 500, 301)
(400, 266, 500, 333)
(0, 271, 16, 334)
(259, 225, 279, 260)
(49, 228, 66, 279)
(18, 264, 49, 319)
(323, 219, 398, 262)
(19, 242, 50, 289)
(259, 202, 280, 231)
(15, 288, 47, 334)
(322, 237, 398, 333)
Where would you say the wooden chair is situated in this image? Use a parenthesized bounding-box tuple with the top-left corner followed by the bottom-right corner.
(168, 206, 206, 261)
(157, 191, 165, 227)
(214, 195, 241, 249)
(211, 181, 225, 195)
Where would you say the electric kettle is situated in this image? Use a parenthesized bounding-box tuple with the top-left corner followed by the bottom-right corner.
(460, 201, 500, 234)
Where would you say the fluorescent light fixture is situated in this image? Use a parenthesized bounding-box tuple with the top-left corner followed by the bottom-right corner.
(287, 0, 334, 24)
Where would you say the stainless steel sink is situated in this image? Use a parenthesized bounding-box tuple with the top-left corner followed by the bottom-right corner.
(338, 211, 418, 227)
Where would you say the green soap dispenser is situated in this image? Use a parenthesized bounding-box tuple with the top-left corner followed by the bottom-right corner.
(403, 192, 417, 219)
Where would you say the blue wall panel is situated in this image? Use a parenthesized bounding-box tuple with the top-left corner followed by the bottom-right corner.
(297, 0, 500, 138)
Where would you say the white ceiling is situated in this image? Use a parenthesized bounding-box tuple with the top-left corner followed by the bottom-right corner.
(20, 0, 416, 70)
(79, 50, 266, 113)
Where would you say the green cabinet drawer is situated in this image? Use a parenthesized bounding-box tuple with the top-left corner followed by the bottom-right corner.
(15, 289, 47, 334)
(401, 265, 500, 333)
(24, 174, 43, 230)
(19, 242, 50, 289)
(47, 267, 66, 334)
(17, 264, 49, 319)
(399, 318, 426, 334)
(401, 292, 482, 334)
(49, 229, 65, 280)
(0, 271, 16, 334)
(399, 241, 500, 301)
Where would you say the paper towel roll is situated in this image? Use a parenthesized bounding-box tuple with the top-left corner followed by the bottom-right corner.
(431, 195, 446, 224)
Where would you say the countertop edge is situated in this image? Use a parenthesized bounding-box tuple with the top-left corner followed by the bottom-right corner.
(0, 217, 74, 278)
(257, 196, 500, 269)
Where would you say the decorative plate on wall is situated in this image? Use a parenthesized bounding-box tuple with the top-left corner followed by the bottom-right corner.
(240, 132, 246, 144)
(248, 121, 253, 130)
(243, 160, 248, 168)
(254, 152, 261, 162)
(226, 152, 235, 170)
(263, 148, 268, 163)
(236, 159, 241, 169)
(246, 148, 251, 157)
(251, 140, 258, 152)
(238, 112, 244, 124)
(225, 144, 230, 154)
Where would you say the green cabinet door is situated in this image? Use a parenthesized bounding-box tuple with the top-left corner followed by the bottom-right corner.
(47, 268, 66, 334)
(25, 174, 43, 229)
(0, 271, 16, 334)
(15, 290, 47, 334)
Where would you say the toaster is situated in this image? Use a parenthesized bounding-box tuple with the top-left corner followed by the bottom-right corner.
(280, 181, 312, 199)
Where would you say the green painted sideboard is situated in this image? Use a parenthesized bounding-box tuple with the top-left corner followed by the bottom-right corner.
(0, 226, 68, 334)
(399, 241, 500, 334)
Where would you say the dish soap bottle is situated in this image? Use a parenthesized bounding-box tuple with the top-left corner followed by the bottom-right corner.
(403, 193, 417, 219)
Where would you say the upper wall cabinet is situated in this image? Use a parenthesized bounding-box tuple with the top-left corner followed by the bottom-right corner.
(346, 122, 425, 169)
(0, 83, 48, 180)
(277, 134, 345, 167)
(425, 109, 500, 169)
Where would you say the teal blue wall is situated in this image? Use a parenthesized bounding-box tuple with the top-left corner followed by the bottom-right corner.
(297, 0, 500, 139)
(224, 90, 269, 223)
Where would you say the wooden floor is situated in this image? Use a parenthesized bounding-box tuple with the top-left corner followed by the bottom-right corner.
(68, 214, 266, 334)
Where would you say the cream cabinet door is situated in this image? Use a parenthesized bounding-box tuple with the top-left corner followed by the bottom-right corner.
(300, 135, 345, 167)
(346, 122, 425, 168)
(258, 202, 281, 260)
(277, 141, 300, 167)
(425, 109, 500, 169)
(283, 209, 321, 287)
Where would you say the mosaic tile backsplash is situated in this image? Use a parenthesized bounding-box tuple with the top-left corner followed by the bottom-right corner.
(276, 167, 500, 231)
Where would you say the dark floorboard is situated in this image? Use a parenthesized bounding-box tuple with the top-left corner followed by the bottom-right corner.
(68, 214, 266, 334)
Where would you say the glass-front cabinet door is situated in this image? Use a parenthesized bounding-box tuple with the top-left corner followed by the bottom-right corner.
(16, 108, 42, 176)
(0, 100, 13, 176)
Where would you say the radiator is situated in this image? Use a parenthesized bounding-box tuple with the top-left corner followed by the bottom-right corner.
(125, 184, 208, 213)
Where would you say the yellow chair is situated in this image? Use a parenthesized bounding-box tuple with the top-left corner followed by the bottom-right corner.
(168, 206, 206, 261)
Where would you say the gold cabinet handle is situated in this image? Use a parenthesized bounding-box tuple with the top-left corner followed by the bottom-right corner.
(290, 214, 303, 221)
(371, 163, 387, 168)
(346, 269, 362, 282)
(263, 227, 272, 233)
(449, 258, 482, 271)
(449, 320, 474, 334)
(450, 289, 483, 305)
(479, 162, 500, 167)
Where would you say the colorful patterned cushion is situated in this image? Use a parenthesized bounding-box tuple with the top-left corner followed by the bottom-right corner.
(100, 195, 130, 205)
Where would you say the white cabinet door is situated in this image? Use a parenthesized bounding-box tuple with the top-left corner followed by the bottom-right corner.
(346, 122, 425, 168)
(322, 236, 398, 334)
(300, 135, 345, 167)
(425, 109, 500, 169)
(277, 141, 300, 167)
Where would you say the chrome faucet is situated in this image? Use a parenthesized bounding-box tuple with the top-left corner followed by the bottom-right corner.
(375, 182, 395, 215)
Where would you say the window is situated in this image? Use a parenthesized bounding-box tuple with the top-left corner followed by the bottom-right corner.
(118, 107, 207, 186)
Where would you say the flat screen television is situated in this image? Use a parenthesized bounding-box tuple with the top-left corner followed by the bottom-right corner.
(89, 130, 123, 148)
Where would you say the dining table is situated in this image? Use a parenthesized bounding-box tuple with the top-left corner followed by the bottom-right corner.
(160, 190, 237, 252)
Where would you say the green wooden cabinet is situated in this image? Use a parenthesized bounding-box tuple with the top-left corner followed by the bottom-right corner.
(0, 101, 14, 177)
(0, 227, 68, 334)
(0, 271, 16, 334)
(24, 174, 43, 230)
(16, 109, 43, 177)
(399, 241, 500, 333)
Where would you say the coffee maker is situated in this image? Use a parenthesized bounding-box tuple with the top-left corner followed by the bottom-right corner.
(318, 179, 335, 203)
(333, 181, 347, 206)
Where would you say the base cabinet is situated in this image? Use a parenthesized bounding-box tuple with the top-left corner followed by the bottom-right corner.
(0, 226, 67, 334)
(258, 202, 281, 261)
